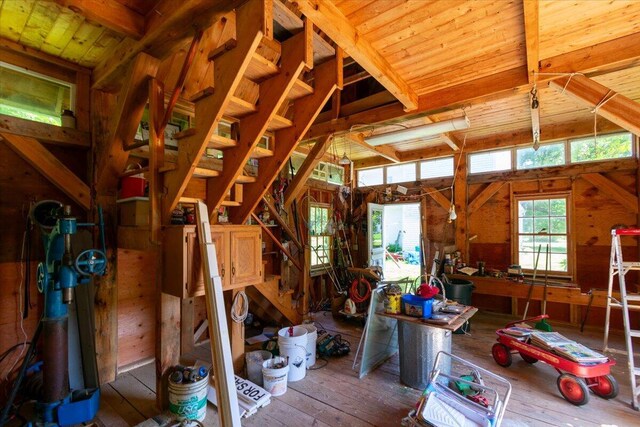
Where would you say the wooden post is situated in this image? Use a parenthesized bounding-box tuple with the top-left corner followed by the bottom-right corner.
(230, 288, 245, 373)
(454, 151, 468, 260)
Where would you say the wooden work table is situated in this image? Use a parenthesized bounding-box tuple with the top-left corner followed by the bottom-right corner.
(377, 306, 478, 332)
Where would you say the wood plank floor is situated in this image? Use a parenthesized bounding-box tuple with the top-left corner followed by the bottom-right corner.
(98, 311, 640, 426)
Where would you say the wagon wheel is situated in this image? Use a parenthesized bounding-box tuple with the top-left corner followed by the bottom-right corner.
(586, 374, 619, 399)
(519, 352, 538, 364)
(492, 343, 512, 367)
(557, 374, 589, 406)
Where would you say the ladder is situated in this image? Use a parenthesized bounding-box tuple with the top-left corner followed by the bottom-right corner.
(602, 228, 640, 410)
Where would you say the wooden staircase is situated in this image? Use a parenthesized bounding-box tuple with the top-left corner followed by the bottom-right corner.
(124, 0, 342, 323)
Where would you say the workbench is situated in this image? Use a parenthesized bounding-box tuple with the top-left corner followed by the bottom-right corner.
(376, 306, 478, 389)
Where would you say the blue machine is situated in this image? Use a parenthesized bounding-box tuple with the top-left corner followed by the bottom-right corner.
(29, 201, 107, 426)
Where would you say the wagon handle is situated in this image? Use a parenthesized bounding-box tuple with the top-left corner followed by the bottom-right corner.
(505, 314, 549, 328)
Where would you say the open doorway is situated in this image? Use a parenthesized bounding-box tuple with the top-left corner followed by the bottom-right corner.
(382, 203, 421, 280)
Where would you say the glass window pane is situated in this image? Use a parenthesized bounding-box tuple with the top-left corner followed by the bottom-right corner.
(533, 199, 549, 216)
(550, 217, 567, 234)
(519, 218, 533, 233)
(550, 236, 567, 254)
(386, 163, 416, 184)
(519, 235, 534, 253)
(469, 150, 512, 174)
(357, 168, 384, 187)
(570, 133, 632, 163)
(534, 218, 549, 233)
(550, 254, 568, 272)
(420, 157, 454, 179)
(519, 201, 533, 217)
(549, 198, 566, 216)
(519, 252, 534, 269)
(534, 235, 550, 246)
(516, 143, 565, 169)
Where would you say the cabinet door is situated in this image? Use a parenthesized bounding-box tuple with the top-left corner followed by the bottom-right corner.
(229, 228, 262, 287)
(186, 229, 226, 297)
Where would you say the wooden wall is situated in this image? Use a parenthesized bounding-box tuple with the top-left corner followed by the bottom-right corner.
(0, 142, 86, 387)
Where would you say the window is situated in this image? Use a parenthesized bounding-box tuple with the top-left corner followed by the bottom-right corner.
(0, 62, 74, 126)
(386, 163, 416, 183)
(469, 149, 512, 174)
(357, 167, 384, 187)
(516, 196, 569, 273)
(517, 143, 565, 169)
(570, 133, 633, 163)
(420, 157, 454, 179)
(288, 153, 344, 185)
(309, 203, 332, 270)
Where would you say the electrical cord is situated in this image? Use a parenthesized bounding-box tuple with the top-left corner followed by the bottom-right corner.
(230, 291, 248, 323)
(349, 278, 371, 303)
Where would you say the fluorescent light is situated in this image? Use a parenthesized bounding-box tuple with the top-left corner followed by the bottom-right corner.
(365, 116, 470, 146)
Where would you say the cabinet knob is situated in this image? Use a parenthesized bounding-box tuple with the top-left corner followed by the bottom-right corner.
(221, 266, 225, 278)
(232, 265, 236, 276)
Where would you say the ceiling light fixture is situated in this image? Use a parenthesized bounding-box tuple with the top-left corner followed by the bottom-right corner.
(339, 152, 351, 165)
(364, 116, 470, 146)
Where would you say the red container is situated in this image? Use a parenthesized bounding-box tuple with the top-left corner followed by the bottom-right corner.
(120, 176, 146, 199)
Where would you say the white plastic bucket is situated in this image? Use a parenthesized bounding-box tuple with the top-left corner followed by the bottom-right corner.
(262, 356, 289, 396)
(277, 326, 308, 382)
(301, 323, 318, 368)
(246, 350, 272, 386)
(168, 373, 208, 423)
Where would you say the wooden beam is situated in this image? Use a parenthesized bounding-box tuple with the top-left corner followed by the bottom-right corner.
(522, 0, 539, 83)
(424, 187, 451, 211)
(252, 213, 302, 271)
(92, 0, 247, 91)
(55, 0, 145, 39)
(229, 54, 341, 224)
(453, 152, 468, 259)
(550, 74, 640, 136)
(468, 181, 505, 215)
(263, 196, 303, 250)
(95, 53, 159, 195)
(295, 0, 417, 111)
(163, 0, 267, 220)
(540, 32, 640, 76)
(347, 133, 400, 163)
(284, 135, 333, 207)
(0, 133, 91, 209)
(582, 173, 639, 213)
(205, 15, 309, 214)
(0, 114, 90, 148)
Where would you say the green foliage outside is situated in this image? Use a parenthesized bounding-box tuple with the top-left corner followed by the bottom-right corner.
(386, 243, 401, 253)
(0, 104, 60, 126)
(571, 133, 632, 162)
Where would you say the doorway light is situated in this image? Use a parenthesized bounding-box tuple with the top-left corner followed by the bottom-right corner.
(365, 116, 470, 146)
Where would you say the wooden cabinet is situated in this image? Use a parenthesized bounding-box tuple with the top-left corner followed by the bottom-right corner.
(164, 225, 262, 298)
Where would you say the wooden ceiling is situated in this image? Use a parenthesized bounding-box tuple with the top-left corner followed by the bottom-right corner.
(1, 0, 638, 166)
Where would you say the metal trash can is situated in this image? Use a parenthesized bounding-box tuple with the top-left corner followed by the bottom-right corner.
(398, 322, 451, 389)
(443, 278, 474, 334)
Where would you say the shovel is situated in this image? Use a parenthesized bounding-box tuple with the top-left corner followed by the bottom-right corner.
(535, 244, 553, 331)
(522, 244, 542, 320)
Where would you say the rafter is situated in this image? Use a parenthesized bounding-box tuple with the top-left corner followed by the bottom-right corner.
(229, 54, 342, 224)
(347, 133, 400, 163)
(1, 133, 91, 210)
(95, 52, 160, 195)
(55, 0, 144, 39)
(205, 17, 311, 214)
(284, 134, 334, 207)
(92, 0, 246, 91)
(295, 0, 417, 111)
(550, 74, 640, 135)
(522, 0, 539, 83)
(162, 0, 268, 220)
(582, 173, 638, 213)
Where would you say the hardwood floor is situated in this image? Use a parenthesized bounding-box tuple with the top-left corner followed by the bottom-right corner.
(97, 310, 639, 426)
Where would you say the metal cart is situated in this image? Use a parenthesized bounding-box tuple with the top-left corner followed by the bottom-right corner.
(492, 315, 618, 406)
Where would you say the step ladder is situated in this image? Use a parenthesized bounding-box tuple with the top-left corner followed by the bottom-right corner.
(602, 228, 640, 410)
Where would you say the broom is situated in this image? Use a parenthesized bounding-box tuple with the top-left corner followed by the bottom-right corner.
(535, 244, 553, 331)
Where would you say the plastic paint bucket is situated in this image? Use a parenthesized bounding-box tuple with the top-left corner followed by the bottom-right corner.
(168, 373, 208, 423)
(262, 356, 289, 396)
(385, 293, 402, 314)
(245, 350, 272, 386)
(301, 324, 318, 368)
(277, 326, 308, 381)
(120, 176, 146, 198)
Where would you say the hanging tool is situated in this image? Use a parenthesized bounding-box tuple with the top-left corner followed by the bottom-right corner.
(535, 244, 553, 332)
(522, 244, 542, 320)
(580, 289, 595, 333)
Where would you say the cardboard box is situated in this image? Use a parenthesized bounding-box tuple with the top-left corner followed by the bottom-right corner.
(117, 197, 149, 226)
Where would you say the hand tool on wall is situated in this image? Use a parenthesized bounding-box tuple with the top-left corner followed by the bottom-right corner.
(580, 289, 595, 333)
(522, 244, 542, 320)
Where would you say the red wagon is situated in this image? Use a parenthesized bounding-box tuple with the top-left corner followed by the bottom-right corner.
(491, 315, 618, 406)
